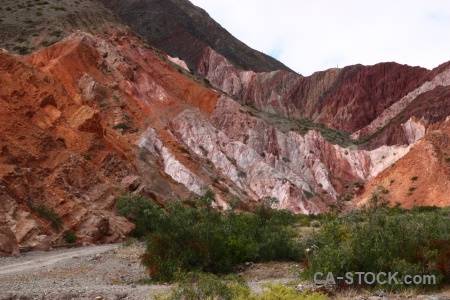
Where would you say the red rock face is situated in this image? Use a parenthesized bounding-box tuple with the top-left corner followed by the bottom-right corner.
(356, 118, 450, 208)
(361, 85, 450, 149)
(2, 0, 450, 254)
(0, 225, 19, 257)
(204, 56, 430, 133)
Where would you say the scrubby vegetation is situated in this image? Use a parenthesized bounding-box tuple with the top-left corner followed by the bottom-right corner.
(113, 122, 131, 131)
(64, 230, 77, 243)
(116, 191, 302, 281)
(302, 193, 450, 291)
(117, 190, 450, 295)
(153, 272, 327, 300)
(31, 203, 63, 231)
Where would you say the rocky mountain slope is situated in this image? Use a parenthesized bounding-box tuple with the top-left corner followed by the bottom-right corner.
(1, 0, 450, 255)
(0, 0, 125, 55)
(105, 0, 450, 201)
(98, 0, 292, 73)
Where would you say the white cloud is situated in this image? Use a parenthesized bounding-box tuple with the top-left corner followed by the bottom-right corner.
(190, 0, 450, 75)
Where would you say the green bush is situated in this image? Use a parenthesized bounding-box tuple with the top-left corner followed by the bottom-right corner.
(237, 171, 247, 178)
(113, 122, 130, 131)
(64, 230, 77, 243)
(33, 204, 63, 231)
(302, 193, 450, 291)
(116, 191, 302, 281)
(282, 157, 291, 163)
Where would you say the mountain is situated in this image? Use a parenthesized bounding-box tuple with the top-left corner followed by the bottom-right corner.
(0, 0, 449, 255)
(0, 0, 126, 55)
(98, 0, 292, 73)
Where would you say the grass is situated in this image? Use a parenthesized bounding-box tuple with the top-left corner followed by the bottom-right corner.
(32, 204, 63, 231)
(153, 274, 327, 300)
(242, 107, 359, 148)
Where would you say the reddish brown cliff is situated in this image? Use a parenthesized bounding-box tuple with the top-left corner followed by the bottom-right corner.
(1, 0, 450, 256)
(356, 118, 450, 208)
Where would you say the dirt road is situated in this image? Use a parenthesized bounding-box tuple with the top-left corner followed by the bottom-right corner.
(0, 244, 118, 276)
(0, 243, 170, 300)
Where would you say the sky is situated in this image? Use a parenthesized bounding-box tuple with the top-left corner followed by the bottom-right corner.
(189, 0, 450, 76)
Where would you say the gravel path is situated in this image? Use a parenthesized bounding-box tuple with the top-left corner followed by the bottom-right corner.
(0, 244, 171, 300)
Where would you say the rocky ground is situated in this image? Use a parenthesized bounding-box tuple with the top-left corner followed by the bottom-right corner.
(0, 243, 171, 299)
(0, 243, 449, 300)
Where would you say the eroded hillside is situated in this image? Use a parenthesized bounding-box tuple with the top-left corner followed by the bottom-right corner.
(1, 0, 450, 256)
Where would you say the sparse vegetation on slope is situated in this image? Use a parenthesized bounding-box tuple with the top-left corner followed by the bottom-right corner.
(0, 0, 124, 54)
(246, 107, 357, 148)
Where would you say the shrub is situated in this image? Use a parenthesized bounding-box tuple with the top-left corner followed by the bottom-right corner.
(303, 189, 314, 199)
(302, 193, 450, 291)
(116, 191, 302, 281)
(64, 230, 77, 243)
(237, 171, 247, 178)
(179, 146, 190, 154)
(282, 156, 291, 163)
(199, 145, 208, 155)
(411, 176, 419, 181)
(33, 204, 63, 231)
(228, 157, 237, 165)
(113, 122, 130, 131)
(344, 194, 353, 201)
(13, 46, 29, 55)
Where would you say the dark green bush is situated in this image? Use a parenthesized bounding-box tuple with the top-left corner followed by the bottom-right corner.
(302, 193, 450, 291)
(237, 171, 247, 178)
(33, 204, 63, 231)
(116, 191, 302, 281)
(64, 230, 77, 243)
(113, 122, 130, 131)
